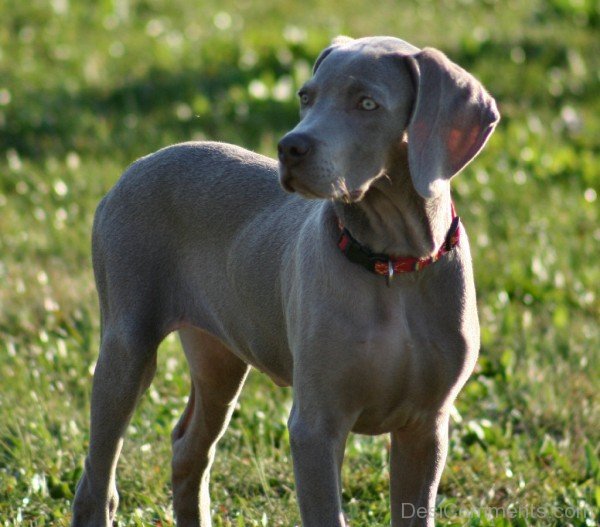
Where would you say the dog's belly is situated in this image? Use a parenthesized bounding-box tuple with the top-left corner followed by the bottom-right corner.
(232, 336, 293, 388)
(181, 313, 294, 388)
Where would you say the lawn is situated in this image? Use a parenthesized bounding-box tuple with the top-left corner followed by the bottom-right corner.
(0, 0, 598, 525)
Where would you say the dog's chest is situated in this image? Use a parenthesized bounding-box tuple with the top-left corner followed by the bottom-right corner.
(346, 292, 478, 434)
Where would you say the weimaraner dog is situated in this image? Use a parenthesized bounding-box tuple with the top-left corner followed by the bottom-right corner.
(72, 36, 499, 526)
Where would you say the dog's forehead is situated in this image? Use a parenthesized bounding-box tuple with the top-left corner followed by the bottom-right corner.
(347, 36, 421, 55)
(312, 38, 418, 89)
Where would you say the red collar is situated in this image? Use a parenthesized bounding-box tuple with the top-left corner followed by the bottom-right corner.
(337, 204, 461, 283)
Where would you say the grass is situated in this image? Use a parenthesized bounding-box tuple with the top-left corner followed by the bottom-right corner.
(0, 0, 599, 525)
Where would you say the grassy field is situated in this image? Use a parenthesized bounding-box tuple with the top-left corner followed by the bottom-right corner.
(0, 0, 599, 525)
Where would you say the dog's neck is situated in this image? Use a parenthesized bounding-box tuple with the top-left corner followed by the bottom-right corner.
(332, 143, 453, 259)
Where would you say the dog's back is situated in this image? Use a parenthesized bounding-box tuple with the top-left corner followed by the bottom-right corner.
(91, 141, 314, 373)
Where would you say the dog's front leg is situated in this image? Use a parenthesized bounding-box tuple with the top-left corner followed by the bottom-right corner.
(389, 414, 450, 527)
(287, 402, 352, 527)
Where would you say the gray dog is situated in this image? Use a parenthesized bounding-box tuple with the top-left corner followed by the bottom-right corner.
(72, 36, 499, 526)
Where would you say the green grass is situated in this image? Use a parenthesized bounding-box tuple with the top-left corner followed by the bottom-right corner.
(1, 0, 599, 525)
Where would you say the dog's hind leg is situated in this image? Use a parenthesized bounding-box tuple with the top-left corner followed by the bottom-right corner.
(171, 327, 250, 527)
(71, 314, 160, 526)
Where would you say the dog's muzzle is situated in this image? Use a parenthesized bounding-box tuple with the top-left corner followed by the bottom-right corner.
(278, 133, 314, 193)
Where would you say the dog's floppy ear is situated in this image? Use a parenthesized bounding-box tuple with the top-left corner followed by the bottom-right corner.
(405, 48, 500, 198)
(313, 36, 354, 73)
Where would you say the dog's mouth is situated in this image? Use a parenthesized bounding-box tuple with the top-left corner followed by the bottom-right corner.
(279, 167, 379, 203)
(279, 172, 327, 199)
(284, 180, 364, 203)
(289, 181, 325, 200)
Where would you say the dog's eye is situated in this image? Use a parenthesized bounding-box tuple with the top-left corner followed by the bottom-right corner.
(298, 92, 310, 106)
(358, 97, 378, 111)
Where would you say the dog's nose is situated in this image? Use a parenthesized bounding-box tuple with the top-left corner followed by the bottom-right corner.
(277, 133, 312, 167)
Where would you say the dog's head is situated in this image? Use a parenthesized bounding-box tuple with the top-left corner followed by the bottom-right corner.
(278, 36, 499, 200)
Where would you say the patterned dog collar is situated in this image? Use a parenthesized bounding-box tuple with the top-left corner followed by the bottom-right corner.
(337, 206, 461, 284)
